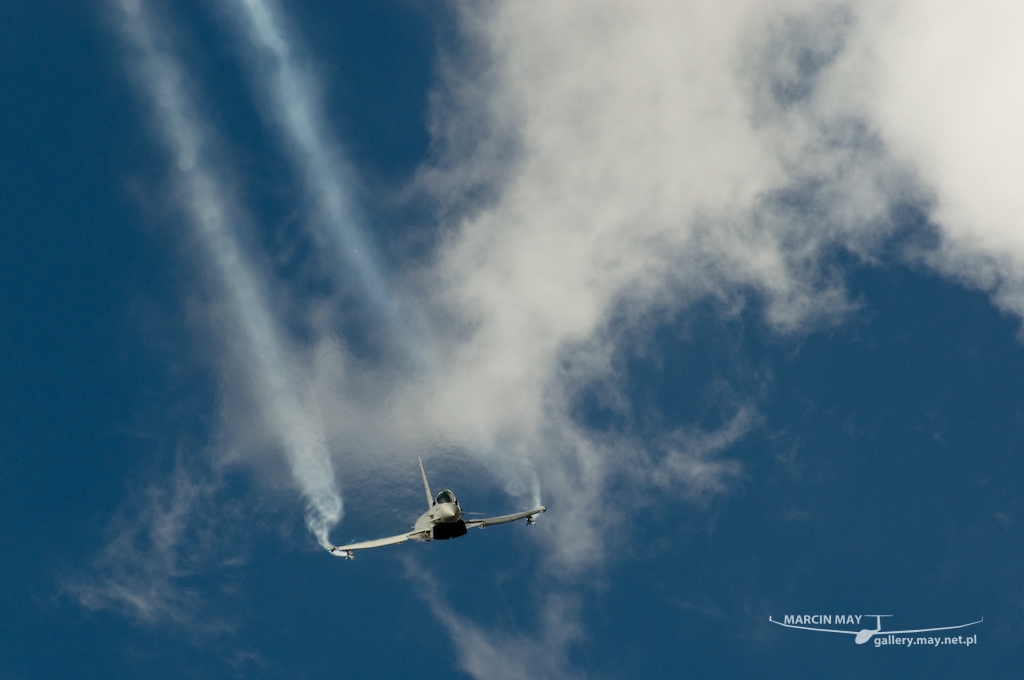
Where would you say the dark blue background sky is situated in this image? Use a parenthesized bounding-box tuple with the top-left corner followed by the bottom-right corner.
(2, 1, 1019, 678)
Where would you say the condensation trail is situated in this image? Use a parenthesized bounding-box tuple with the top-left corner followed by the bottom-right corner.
(223, 0, 413, 351)
(112, 0, 342, 548)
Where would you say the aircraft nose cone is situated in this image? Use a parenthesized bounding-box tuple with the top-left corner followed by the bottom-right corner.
(438, 504, 457, 522)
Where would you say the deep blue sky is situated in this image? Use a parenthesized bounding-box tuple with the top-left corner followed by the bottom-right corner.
(2, 1, 1020, 678)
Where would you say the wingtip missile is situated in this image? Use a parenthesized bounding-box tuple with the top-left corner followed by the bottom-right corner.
(328, 546, 355, 560)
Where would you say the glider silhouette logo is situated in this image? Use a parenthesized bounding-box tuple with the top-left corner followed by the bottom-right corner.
(769, 614, 983, 646)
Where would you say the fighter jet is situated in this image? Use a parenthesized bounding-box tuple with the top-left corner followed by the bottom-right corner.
(327, 458, 546, 559)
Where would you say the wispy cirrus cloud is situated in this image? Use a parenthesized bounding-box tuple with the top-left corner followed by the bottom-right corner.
(404, 558, 585, 680)
(67, 454, 218, 627)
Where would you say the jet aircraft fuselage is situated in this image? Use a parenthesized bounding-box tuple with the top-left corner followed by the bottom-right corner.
(414, 489, 467, 540)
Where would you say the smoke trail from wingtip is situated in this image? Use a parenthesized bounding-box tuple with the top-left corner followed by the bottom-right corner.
(222, 0, 413, 353)
(113, 0, 342, 549)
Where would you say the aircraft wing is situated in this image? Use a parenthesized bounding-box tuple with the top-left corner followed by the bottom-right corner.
(328, 530, 430, 559)
(465, 506, 546, 529)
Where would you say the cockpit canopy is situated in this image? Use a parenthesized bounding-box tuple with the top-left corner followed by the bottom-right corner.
(435, 489, 456, 505)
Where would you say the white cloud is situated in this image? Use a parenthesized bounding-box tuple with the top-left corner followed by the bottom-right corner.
(844, 0, 1024, 316)
(397, 0, 898, 571)
(391, 1, 1024, 669)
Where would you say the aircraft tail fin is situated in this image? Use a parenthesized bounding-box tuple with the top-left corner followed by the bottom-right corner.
(419, 457, 433, 508)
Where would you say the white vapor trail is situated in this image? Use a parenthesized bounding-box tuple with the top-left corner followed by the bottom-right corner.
(112, 0, 341, 548)
(223, 0, 410, 350)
